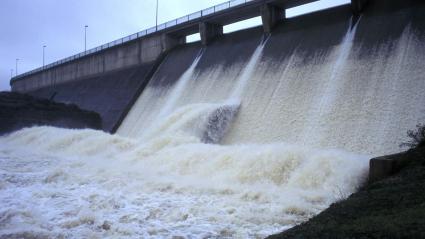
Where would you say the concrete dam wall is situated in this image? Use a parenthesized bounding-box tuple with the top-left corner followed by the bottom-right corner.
(24, 64, 156, 132)
(117, 0, 425, 156)
(10, 30, 183, 132)
(10, 0, 425, 156)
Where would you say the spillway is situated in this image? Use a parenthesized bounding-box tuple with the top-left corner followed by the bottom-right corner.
(118, 4, 425, 156)
(1, 1, 425, 238)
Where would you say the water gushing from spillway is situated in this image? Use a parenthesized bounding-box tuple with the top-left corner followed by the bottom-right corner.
(157, 50, 205, 121)
(139, 50, 206, 141)
(2, 9, 425, 239)
(117, 14, 425, 155)
(302, 17, 361, 145)
(229, 35, 270, 100)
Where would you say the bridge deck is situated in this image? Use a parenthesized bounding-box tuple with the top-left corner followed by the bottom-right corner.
(161, 0, 317, 37)
(12, 0, 317, 80)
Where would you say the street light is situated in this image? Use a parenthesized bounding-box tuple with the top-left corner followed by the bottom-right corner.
(156, 0, 159, 31)
(15, 59, 19, 76)
(43, 45, 46, 68)
(10, 69, 13, 78)
(85, 25, 88, 52)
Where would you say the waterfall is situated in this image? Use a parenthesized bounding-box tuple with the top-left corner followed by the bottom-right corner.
(229, 35, 270, 100)
(138, 50, 205, 140)
(302, 17, 361, 145)
(157, 50, 205, 119)
(317, 17, 360, 114)
(119, 15, 425, 155)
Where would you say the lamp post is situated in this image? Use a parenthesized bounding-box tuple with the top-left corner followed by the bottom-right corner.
(84, 25, 88, 52)
(43, 45, 46, 68)
(156, 0, 159, 31)
(15, 59, 19, 76)
(10, 69, 13, 78)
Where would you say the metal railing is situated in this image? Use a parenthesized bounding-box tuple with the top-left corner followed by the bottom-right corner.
(13, 0, 254, 80)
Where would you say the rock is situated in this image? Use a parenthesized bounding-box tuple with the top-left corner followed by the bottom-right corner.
(101, 221, 111, 231)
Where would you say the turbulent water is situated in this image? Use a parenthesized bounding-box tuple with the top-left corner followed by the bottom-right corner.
(2, 8, 425, 239)
(0, 127, 368, 238)
(0, 33, 369, 236)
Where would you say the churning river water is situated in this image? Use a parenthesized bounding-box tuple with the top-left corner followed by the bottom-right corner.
(0, 126, 368, 238)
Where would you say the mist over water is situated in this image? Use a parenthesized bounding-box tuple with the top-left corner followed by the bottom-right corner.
(2, 10, 425, 239)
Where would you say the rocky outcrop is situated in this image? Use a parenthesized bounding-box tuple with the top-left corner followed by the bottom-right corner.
(267, 146, 425, 239)
(0, 91, 102, 135)
(369, 152, 413, 184)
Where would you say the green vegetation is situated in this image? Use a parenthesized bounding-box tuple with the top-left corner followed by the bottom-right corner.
(267, 145, 425, 239)
(401, 124, 425, 149)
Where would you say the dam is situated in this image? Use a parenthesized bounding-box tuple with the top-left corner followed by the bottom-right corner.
(9, 0, 425, 156)
(1, 0, 425, 238)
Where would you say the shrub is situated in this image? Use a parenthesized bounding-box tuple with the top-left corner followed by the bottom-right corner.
(400, 124, 425, 149)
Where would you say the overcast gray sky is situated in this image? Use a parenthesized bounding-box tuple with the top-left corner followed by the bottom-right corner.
(0, 0, 348, 91)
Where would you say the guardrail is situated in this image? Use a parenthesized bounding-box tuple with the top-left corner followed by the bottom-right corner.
(13, 0, 254, 80)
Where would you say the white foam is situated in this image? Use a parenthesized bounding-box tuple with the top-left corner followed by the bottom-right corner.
(0, 126, 368, 238)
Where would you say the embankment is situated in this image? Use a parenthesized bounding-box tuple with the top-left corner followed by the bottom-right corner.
(0, 91, 101, 135)
(267, 146, 425, 239)
(25, 63, 156, 133)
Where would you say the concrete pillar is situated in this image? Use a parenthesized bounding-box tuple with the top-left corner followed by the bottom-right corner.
(351, 0, 368, 15)
(261, 4, 285, 34)
(161, 34, 185, 52)
(369, 152, 410, 184)
(199, 22, 223, 46)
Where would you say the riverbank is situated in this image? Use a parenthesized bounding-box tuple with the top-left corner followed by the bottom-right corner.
(0, 91, 102, 135)
(267, 146, 425, 239)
